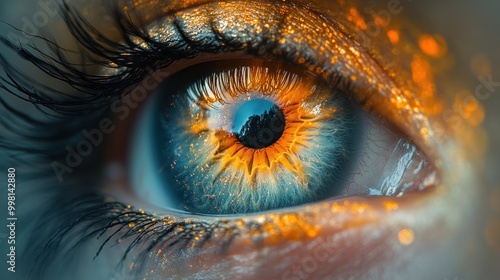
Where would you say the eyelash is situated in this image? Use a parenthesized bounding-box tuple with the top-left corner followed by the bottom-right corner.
(30, 191, 251, 278)
(1, 1, 353, 115)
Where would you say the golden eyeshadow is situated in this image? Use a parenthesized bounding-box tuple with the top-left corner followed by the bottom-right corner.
(127, 0, 445, 160)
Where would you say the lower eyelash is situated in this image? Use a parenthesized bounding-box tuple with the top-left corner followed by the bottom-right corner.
(29, 191, 249, 278)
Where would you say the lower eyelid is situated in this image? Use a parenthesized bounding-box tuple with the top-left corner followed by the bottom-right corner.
(21, 156, 462, 279)
(97, 193, 436, 278)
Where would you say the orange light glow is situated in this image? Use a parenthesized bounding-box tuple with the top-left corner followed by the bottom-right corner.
(470, 54, 492, 77)
(348, 8, 367, 30)
(374, 16, 387, 27)
(418, 34, 447, 58)
(384, 201, 399, 211)
(453, 94, 485, 126)
(387, 30, 400, 44)
(398, 228, 415, 245)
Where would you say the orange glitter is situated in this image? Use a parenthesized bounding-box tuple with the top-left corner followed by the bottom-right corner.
(262, 213, 321, 245)
(330, 201, 370, 214)
(411, 55, 435, 98)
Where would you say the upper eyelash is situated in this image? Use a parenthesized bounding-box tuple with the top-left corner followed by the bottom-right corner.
(0, 0, 351, 116)
(0, 2, 237, 115)
(1, 2, 192, 115)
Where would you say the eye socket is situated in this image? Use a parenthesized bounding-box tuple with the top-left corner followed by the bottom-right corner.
(83, 1, 442, 216)
(124, 58, 435, 215)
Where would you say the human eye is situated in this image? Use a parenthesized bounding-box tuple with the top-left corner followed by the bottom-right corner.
(0, 0, 493, 279)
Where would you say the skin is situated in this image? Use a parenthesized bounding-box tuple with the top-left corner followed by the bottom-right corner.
(0, 0, 499, 279)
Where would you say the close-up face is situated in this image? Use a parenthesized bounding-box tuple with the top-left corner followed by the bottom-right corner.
(0, 0, 499, 279)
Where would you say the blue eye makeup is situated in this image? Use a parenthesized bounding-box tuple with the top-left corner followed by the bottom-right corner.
(0, 0, 444, 278)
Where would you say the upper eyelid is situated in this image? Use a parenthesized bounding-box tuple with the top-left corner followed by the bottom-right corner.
(0, 0, 439, 160)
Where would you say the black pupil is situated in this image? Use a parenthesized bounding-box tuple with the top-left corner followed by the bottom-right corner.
(234, 100, 286, 149)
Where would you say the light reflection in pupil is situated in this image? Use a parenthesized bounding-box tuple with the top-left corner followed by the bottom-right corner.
(232, 98, 285, 149)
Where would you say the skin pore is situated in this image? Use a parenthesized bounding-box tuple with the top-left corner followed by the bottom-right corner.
(0, 0, 498, 279)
